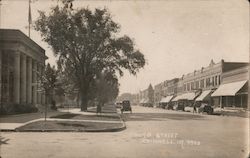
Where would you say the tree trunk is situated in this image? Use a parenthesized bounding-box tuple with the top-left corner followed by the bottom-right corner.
(96, 103, 102, 114)
(80, 90, 88, 111)
(79, 79, 90, 111)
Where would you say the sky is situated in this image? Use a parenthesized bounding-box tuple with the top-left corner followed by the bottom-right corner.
(1, 0, 249, 95)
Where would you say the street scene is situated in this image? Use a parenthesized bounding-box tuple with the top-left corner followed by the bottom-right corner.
(0, 0, 249, 158)
(1, 106, 249, 158)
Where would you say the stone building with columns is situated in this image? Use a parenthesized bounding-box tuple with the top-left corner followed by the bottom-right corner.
(0, 29, 47, 106)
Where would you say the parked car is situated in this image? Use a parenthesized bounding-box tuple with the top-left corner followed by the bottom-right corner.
(121, 100, 132, 113)
(165, 104, 174, 110)
(174, 102, 185, 111)
(199, 103, 214, 115)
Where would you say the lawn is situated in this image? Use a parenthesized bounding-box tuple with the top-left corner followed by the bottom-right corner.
(50, 113, 121, 121)
(15, 120, 124, 132)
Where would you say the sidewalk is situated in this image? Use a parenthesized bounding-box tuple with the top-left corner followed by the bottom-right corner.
(0, 111, 65, 131)
(0, 104, 126, 132)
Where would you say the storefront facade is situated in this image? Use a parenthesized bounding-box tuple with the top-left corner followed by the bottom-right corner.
(212, 66, 248, 109)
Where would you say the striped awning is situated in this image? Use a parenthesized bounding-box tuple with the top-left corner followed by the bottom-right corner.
(172, 92, 196, 101)
(160, 95, 174, 103)
(211, 80, 247, 97)
(196, 90, 212, 101)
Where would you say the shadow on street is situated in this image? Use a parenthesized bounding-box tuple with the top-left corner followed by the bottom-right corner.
(121, 112, 206, 122)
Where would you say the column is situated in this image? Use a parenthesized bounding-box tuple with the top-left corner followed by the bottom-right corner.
(6, 53, 10, 102)
(27, 57, 32, 104)
(37, 64, 41, 104)
(41, 66, 46, 104)
(13, 51, 20, 104)
(32, 60, 37, 105)
(0, 51, 2, 103)
(21, 54, 27, 103)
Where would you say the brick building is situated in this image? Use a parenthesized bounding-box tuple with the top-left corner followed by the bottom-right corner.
(154, 82, 164, 106)
(212, 65, 248, 108)
(139, 84, 154, 106)
(174, 60, 248, 108)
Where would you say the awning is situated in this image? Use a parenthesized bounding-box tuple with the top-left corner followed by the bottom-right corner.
(172, 92, 196, 101)
(172, 95, 181, 102)
(160, 95, 174, 103)
(211, 80, 247, 97)
(195, 90, 212, 101)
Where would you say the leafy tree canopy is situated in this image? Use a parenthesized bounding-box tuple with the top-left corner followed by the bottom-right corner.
(35, 0, 145, 111)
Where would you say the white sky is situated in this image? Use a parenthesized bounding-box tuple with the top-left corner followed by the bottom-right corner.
(1, 0, 249, 95)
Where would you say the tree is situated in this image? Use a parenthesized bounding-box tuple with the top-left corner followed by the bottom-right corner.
(35, 0, 145, 111)
(39, 63, 57, 104)
(38, 63, 57, 120)
(94, 70, 119, 113)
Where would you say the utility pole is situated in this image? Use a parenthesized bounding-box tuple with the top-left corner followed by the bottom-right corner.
(0, 0, 2, 28)
(28, 0, 32, 37)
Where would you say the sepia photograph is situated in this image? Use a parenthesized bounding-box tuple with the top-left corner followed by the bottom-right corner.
(0, 0, 249, 158)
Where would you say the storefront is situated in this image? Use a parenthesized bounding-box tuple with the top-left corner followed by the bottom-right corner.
(171, 92, 197, 110)
(195, 90, 214, 106)
(159, 95, 174, 109)
(211, 80, 248, 109)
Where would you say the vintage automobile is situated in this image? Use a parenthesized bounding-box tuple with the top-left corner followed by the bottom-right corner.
(198, 103, 214, 115)
(121, 100, 132, 113)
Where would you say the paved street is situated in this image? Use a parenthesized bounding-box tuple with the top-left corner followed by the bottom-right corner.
(1, 106, 249, 158)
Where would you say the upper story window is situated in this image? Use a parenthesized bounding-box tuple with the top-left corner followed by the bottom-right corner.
(200, 79, 204, 88)
(211, 77, 215, 86)
(191, 82, 194, 90)
(195, 81, 199, 89)
(206, 78, 210, 87)
(187, 83, 190, 91)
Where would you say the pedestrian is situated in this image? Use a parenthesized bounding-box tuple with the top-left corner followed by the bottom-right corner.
(193, 102, 197, 113)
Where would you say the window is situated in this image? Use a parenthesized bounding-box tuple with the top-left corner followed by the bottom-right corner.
(195, 81, 199, 89)
(218, 75, 221, 85)
(187, 83, 190, 91)
(211, 77, 214, 86)
(200, 79, 204, 88)
(215, 76, 218, 85)
(206, 78, 210, 87)
(191, 82, 194, 90)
